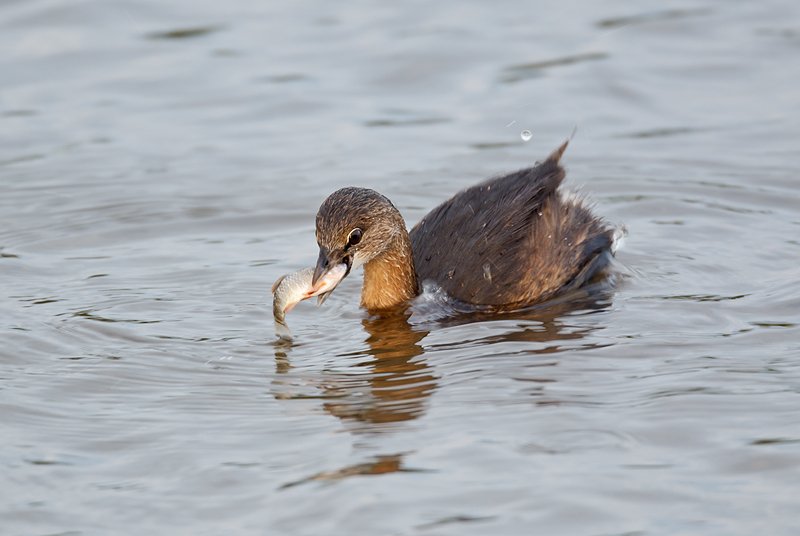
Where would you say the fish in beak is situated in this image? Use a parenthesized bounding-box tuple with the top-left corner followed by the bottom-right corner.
(312, 247, 351, 305)
(272, 263, 349, 340)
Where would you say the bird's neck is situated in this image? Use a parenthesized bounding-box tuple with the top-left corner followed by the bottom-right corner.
(361, 232, 418, 311)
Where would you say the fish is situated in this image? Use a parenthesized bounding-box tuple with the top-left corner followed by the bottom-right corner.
(271, 263, 347, 339)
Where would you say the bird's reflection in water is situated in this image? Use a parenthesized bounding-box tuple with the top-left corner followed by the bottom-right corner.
(271, 282, 616, 486)
(279, 452, 429, 489)
(272, 278, 617, 429)
(271, 310, 435, 428)
(323, 311, 436, 427)
(421, 280, 617, 354)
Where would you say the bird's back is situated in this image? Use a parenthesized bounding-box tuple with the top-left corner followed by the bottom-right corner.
(409, 143, 614, 309)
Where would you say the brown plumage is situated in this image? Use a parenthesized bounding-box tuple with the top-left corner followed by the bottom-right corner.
(312, 141, 616, 312)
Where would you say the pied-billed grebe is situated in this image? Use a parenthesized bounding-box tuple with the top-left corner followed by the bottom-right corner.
(311, 141, 617, 312)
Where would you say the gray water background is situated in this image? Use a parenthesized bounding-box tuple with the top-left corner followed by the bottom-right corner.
(2, 1, 799, 534)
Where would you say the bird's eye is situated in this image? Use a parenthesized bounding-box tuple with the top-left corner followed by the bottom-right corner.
(346, 228, 363, 247)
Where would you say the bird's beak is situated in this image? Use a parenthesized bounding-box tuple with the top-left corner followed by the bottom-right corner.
(312, 247, 351, 306)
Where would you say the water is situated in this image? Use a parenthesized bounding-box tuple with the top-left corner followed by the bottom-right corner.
(2, 1, 799, 534)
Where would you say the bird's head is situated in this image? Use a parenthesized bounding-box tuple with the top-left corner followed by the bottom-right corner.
(312, 187, 405, 304)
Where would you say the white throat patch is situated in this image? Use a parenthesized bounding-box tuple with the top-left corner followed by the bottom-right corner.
(351, 252, 367, 270)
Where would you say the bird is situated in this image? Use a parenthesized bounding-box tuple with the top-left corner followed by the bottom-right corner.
(310, 141, 618, 313)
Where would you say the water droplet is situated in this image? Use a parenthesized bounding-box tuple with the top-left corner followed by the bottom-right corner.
(520, 129, 532, 142)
